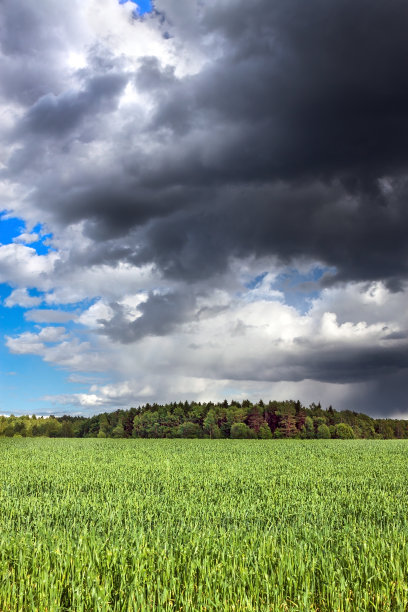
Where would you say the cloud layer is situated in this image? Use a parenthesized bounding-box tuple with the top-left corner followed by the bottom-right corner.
(1, 0, 408, 416)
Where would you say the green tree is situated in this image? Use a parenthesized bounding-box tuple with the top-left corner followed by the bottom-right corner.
(317, 424, 331, 439)
(4, 422, 15, 437)
(98, 414, 110, 436)
(258, 424, 272, 439)
(177, 422, 203, 438)
(188, 403, 206, 426)
(230, 423, 255, 439)
(203, 409, 221, 438)
(376, 420, 395, 439)
(335, 423, 355, 439)
(61, 421, 74, 438)
(112, 420, 125, 438)
(13, 419, 27, 437)
(302, 416, 315, 439)
(46, 418, 62, 438)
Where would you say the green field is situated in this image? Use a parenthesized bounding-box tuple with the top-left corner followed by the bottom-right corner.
(1, 439, 408, 611)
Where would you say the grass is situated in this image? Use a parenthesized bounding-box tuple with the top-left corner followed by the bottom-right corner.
(0, 438, 407, 610)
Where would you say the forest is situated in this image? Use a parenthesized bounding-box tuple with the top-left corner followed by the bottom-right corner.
(1, 400, 407, 439)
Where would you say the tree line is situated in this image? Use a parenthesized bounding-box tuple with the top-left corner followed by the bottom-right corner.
(1, 400, 407, 439)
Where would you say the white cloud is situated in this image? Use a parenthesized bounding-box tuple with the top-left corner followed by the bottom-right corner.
(13, 232, 40, 244)
(310, 280, 408, 329)
(45, 262, 158, 305)
(119, 292, 148, 321)
(0, 244, 57, 289)
(5, 326, 107, 372)
(5, 288, 42, 308)
(38, 327, 67, 343)
(5, 326, 67, 354)
(6, 333, 45, 356)
(43, 393, 106, 408)
(78, 300, 115, 328)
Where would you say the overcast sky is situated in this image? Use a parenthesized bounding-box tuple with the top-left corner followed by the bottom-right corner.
(1, 0, 408, 417)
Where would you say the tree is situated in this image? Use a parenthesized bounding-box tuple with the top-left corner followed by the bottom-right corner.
(264, 402, 280, 434)
(258, 424, 272, 439)
(98, 414, 110, 436)
(203, 409, 221, 438)
(131, 415, 145, 438)
(317, 424, 331, 439)
(46, 418, 62, 438)
(296, 410, 307, 431)
(13, 419, 27, 437)
(278, 407, 298, 438)
(220, 406, 246, 438)
(61, 421, 74, 438)
(112, 420, 125, 438)
(4, 421, 15, 437)
(177, 422, 203, 438)
(188, 403, 206, 426)
(87, 416, 100, 437)
(246, 405, 265, 433)
(376, 420, 395, 439)
(314, 416, 327, 429)
(230, 423, 256, 439)
(335, 423, 355, 439)
(302, 416, 315, 439)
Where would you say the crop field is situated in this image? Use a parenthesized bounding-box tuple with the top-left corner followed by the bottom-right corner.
(0, 439, 408, 611)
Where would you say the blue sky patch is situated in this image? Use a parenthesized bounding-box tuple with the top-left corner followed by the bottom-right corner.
(0, 215, 24, 244)
(0, 347, 99, 416)
(244, 265, 336, 313)
(119, 0, 152, 16)
(245, 272, 268, 290)
(272, 266, 335, 312)
(0, 214, 53, 255)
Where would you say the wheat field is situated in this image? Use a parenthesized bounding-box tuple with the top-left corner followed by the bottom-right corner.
(0, 438, 407, 611)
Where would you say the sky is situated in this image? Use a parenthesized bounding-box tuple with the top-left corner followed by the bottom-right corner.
(1, 0, 408, 418)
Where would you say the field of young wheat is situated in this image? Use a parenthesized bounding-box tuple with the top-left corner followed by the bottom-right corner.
(0, 438, 407, 611)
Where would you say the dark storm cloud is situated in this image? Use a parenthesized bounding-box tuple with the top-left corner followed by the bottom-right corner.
(290, 340, 408, 386)
(98, 291, 196, 343)
(140, 0, 408, 283)
(344, 370, 408, 418)
(18, 73, 128, 136)
(151, 0, 408, 181)
(0, 0, 80, 104)
(130, 181, 408, 287)
(135, 56, 177, 92)
(6, 0, 407, 286)
(0, 0, 61, 57)
(189, 332, 408, 388)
